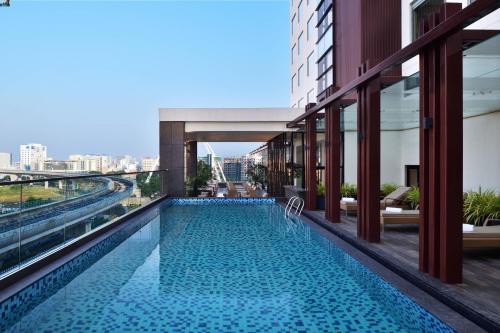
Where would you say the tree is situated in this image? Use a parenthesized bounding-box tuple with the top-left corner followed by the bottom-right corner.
(246, 164, 266, 185)
(136, 173, 160, 198)
(186, 161, 212, 196)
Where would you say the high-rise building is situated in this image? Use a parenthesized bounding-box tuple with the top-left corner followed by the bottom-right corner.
(141, 157, 157, 172)
(223, 157, 242, 182)
(0, 152, 12, 169)
(240, 155, 254, 182)
(20, 144, 47, 171)
(290, 0, 318, 108)
(198, 154, 212, 168)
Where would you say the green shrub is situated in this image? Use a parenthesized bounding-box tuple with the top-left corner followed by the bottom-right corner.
(380, 183, 399, 197)
(317, 182, 325, 197)
(464, 188, 500, 226)
(340, 183, 357, 199)
(404, 186, 420, 210)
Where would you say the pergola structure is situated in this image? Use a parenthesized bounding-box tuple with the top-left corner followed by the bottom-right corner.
(158, 108, 303, 197)
(287, 0, 500, 283)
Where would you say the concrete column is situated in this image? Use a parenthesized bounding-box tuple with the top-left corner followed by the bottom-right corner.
(185, 141, 198, 179)
(159, 121, 186, 197)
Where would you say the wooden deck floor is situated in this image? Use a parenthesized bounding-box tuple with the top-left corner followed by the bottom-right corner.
(304, 210, 500, 329)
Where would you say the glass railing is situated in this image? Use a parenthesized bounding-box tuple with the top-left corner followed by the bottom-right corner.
(0, 170, 168, 276)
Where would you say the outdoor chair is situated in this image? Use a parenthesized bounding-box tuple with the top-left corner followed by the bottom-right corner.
(463, 224, 500, 249)
(380, 209, 419, 226)
(340, 186, 411, 215)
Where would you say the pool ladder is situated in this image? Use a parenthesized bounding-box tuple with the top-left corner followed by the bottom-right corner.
(285, 196, 304, 218)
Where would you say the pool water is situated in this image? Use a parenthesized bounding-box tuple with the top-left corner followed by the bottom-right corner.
(2, 199, 452, 332)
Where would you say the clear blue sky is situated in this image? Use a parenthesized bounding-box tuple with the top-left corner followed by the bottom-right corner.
(0, 0, 290, 161)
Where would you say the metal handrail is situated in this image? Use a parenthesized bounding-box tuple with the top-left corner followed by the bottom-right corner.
(0, 169, 168, 186)
(285, 196, 304, 218)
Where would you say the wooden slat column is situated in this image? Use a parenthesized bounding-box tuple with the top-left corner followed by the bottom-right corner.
(419, 3, 463, 284)
(325, 106, 341, 223)
(357, 64, 381, 242)
(304, 113, 317, 210)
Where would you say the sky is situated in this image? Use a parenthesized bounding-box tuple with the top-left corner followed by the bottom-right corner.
(0, 0, 290, 161)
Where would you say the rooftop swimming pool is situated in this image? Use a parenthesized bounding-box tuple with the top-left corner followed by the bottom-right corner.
(1, 199, 452, 332)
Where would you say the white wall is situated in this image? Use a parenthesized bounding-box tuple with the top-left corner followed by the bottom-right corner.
(463, 111, 500, 192)
(290, 0, 317, 107)
(342, 112, 500, 192)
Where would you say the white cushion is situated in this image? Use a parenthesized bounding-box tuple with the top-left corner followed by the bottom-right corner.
(463, 224, 474, 232)
(386, 207, 403, 213)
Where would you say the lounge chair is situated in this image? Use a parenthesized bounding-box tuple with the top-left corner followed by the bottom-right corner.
(463, 225, 500, 249)
(224, 189, 239, 198)
(340, 186, 411, 215)
(380, 209, 419, 226)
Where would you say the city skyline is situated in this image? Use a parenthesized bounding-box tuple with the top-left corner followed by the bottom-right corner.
(0, 1, 289, 160)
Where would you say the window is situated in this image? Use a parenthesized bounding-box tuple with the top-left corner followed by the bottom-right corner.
(298, 1, 303, 23)
(411, 0, 444, 40)
(291, 14, 296, 35)
(307, 14, 314, 41)
(291, 44, 296, 64)
(307, 89, 315, 104)
(291, 74, 296, 93)
(298, 65, 303, 87)
(298, 98, 304, 108)
(317, 67, 333, 93)
(318, 10, 333, 38)
(307, 52, 314, 76)
(317, 25, 333, 59)
(317, 49, 332, 78)
(298, 33, 303, 55)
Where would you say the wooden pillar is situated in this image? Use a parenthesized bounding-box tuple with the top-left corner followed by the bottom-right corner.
(185, 141, 198, 179)
(419, 3, 463, 284)
(325, 106, 341, 223)
(304, 114, 317, 210)
(357, 63, 381, 242)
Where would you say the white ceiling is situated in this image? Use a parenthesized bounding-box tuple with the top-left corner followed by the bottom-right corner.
(342, 33, 500, 131)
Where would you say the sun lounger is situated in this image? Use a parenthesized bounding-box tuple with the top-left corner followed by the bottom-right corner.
(340, 186, 411, 215)
(380, 209, 419, 226)
(463, 225, 500, 249)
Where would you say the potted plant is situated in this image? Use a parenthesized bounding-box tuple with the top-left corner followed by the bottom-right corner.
(404, 186, 420, 209)
(316, 182, 325, 210)
(463, 188, 500, 226)
(340, 183, 357, 199)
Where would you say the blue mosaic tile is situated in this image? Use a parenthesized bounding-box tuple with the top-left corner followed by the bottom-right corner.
(0, 202, 453, 332)
(170, 197, 276, 206)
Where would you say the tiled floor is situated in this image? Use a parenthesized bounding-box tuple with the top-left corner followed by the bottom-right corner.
(303, 210, 500, 329)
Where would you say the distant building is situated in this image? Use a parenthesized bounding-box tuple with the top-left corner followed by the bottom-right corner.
(112, 155, 137, 172)
(141, 157, 157, 171)
(69, 154, 112, 173)
(43, 160, 79, 172)
(0, 152, 12, 169)
(240, 155, 253, 182)
(198, 154, 212, 168)
(20, 144, 47, 171)
(223, 157, 242, 182)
